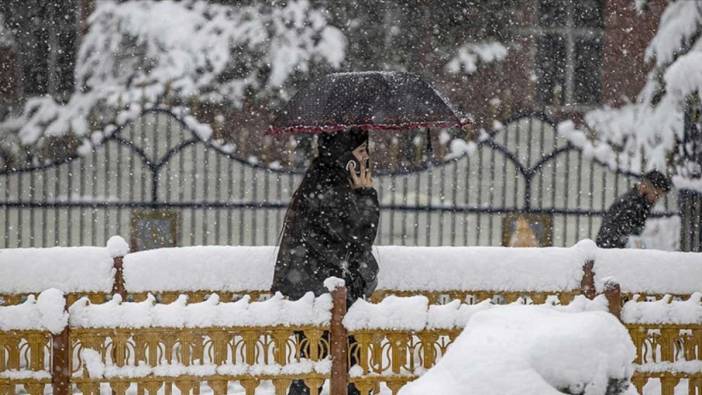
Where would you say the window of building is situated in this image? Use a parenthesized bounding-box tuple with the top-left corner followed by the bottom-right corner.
(534, 0, 603, 107)
(1, 1, 78, 101)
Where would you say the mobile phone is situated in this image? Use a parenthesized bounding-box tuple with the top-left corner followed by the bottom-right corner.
(337, 152, 363, 177)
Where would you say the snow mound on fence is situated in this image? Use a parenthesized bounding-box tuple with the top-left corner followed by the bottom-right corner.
(4, 240, 700, 297)
(398, 306, 636, 395)
(593, 248, 702, 295)
(123, 246, 277, 292)
(0, 246, 115, 294)
(344, 294, 609, 331)
(622, 293, 702, 324)
(68, 292, 331, 328)
(0, 289, 68, 334)
(375, 242, 594, 292)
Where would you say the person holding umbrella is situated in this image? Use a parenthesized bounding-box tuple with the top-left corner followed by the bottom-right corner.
(271, 128, 378, 395)
(268, 71, 462, 395)
(271, 127, 379, 313)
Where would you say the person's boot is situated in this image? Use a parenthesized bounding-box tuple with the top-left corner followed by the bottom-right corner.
(287, 380, 310, 395)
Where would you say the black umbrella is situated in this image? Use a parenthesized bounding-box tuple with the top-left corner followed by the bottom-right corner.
(268, 71, 461, 134)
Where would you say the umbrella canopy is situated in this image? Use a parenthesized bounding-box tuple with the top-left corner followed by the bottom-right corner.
(268, 71, 461, 134)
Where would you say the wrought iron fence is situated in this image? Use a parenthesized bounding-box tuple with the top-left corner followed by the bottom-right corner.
(0, 109, 678, 248)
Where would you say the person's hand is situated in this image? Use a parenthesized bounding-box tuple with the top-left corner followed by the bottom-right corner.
(349, 160, 373, 189)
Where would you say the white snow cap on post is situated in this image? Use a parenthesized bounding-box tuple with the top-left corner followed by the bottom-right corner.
(323, 277, 345, 292)
(0, 289, 68, 334)
(106, 236, 129, 258)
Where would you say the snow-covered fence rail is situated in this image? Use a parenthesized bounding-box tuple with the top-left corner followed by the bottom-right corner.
(2, 239, 702, 307)
(0, 287, 344, 395)
(623, 294, 702, 394)
(1, 285, 702, 394)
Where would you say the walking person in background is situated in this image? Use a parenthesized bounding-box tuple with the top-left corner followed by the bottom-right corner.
(271, 127, 379, 395)
(596, 170, 672, 249)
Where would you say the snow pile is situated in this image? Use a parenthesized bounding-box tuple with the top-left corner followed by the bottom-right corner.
(398, 306, 636, 395)
(0, 289, 68, 334)
(375, 242, 595, 292)
(0, 245, 115, 294)
(68, 292, 331, 328)
(123, 246, 277, 292)
(593, 248, 702, 295)
(344, 294, 609, 331)
(0, 0, 345, 148)
(622, 293, 702, 324)
(106, 236, 129, 258)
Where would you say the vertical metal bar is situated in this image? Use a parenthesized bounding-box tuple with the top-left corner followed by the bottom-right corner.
(437, 165, 444, 246)
(401, 176, 408, 245)
(55, 164, 61, 246)
(525, 118, 533, 211)
(414, 168, 421, 246)
(42, 167, 48, 246)
(600, 165, 608, 241)
(17, 167, 23, 247)
(28, 166, 35, 247)
(476, 147, 484, 245)
(562, 150, 571, 245)
(79, 156, 85, 246)
(464, 152, 471, 246)
(503, 120, 511, 212)
(116, 138, 123, 243)
(178, 123, 185, 245)
(140, 111, 147, 204)
(165, 112, 172, 203)
(389, 174, 396, 245)
(488, 138, 497, 245)
(588, 160, 595, 236)
(203, 148, 209, 245)
(4, 173, 10, 248)
(425, 166, 433, 246)
(538, 118, 545, 209)
(251, 166, 258, 246)
(264, 169, 270, 245)
(66, 160, 74, 245)
(91, 146, 98, 245)
(191, 143, 198, 245)
(216, 152, 222, 245)
(228, 157, 234, 244)
(575, 151, 583, 241)
(105, 140, 111, 243)
(239, 157, 245, 245)
(275, 172, 282, 243)
(450, 161, 458, 246)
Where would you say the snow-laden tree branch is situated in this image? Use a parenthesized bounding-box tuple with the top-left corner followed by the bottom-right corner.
(558, 0, 702, 189)
(0, 0, 346, 151)
(0, 13, 12, 47)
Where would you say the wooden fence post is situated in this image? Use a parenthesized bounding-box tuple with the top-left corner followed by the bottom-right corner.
(603, 279, 622, 320)
(580, 260, 596, 300)
(111, 255, 127, 300)
(330, 285, 348, 395)
(51, 301, 70, 395)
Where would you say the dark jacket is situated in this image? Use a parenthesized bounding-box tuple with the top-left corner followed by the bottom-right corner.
(271, 159, 380, 303)
(596, 189, 653, 249)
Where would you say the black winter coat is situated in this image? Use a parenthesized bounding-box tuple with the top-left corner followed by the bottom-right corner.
(596, 189, 653, 249)
(271, 161, 380, 303)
